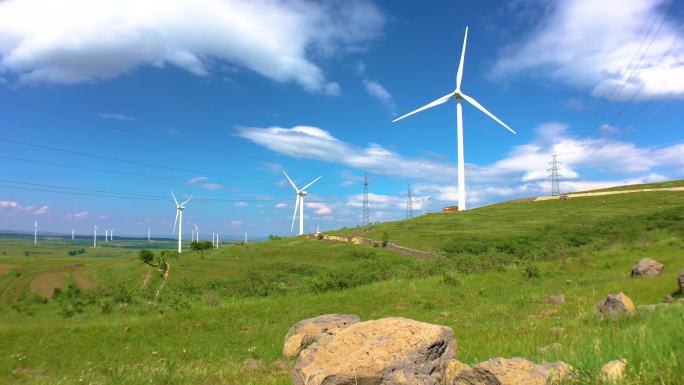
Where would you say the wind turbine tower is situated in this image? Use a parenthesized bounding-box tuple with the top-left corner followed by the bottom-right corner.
(393, 27, 516, 211)
(147, 227, 151, 242)
(93, 226, 98, 248)
(283, 170, 322, 236)
(105, 229, 109, 242)
(171, 191, 192, 254)
(72, 228, 75, 240)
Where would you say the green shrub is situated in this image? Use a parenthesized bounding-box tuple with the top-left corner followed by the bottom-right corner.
(190, 241, 213, 251)
(381, 231, 389, 247)
(139, 249, 155, 264)
(441, 271, 462, 287)
(522, 263, 541, 279)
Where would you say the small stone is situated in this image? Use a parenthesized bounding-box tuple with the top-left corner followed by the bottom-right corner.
(544, 295, 565, 305)
(596, 292, 636, 318)
(454, 357, 574, 385)
(243, 358, 264, 371)
(537, 342, 562, 354)
(630, 258, 664, 277)
(597, 359, 626, 384)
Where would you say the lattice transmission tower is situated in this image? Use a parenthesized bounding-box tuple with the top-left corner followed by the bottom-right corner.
(406, 184, 413, 219)
(548, 154, 562, 196)
(362, 173, 369, 226)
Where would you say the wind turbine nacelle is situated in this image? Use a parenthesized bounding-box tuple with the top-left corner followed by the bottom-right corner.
(299, 191, 308, 196)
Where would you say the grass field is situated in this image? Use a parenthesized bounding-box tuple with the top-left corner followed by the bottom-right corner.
(1, 181, 683, 385)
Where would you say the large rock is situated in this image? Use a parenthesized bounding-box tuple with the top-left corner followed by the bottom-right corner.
(630, 258, 664, 277)
(597, 359, 626, 384)
(448, 357, 573, 385)
(283, 314, 361, 358)
(679, 269, 684, 293)
(596, 292, 636, 317)
(292, 317, 455, 385)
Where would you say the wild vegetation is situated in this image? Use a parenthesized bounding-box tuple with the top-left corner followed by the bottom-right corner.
(1, 182, 683, 384)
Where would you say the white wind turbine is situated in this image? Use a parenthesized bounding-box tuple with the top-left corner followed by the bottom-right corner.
(283, 170, 321, 236)
(171, 191, 192, 253)
(93, 225, 98, 248)
(33, 221, 37, 245)
(194, 224, 199, 242)
(393, 26, 516, 211)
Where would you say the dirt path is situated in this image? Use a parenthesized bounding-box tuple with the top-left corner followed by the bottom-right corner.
(534, 186, 684, 201)
(308, 234, 438, 258)
(30, 271, 67, 298)
(141, 265, 153, 289)
(155, 263, 170, 297)
(72, 269, 96, 289)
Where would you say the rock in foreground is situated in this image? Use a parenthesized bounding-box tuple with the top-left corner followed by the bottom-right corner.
(596, 292, 636, 317)
(283, 314, 361, 358)
(447, 357, 573, 385)
(597, 359, 627, 384)
(292, 317, 455, 385)
(630, 258, 664, 277)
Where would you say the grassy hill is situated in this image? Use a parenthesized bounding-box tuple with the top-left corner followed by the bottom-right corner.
(1, 181, 683, 385)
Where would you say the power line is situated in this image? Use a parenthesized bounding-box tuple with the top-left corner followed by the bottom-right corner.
(362, 172, 369, 226)
(406, 184, 413, 219)
(547, 154, 561, 196)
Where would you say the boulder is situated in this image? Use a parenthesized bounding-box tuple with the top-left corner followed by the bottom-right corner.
(544, 295, 565, 305)
(445, 360, 472, 385)
(449, 357, 573, 385)
(596, 292, 636, 317)
(597, 359, 626, 384)
(283, 314, 361, 358)
(679, 269, 684, 293)
(630, 258, 664, 277)
(292, 317, 455, 385)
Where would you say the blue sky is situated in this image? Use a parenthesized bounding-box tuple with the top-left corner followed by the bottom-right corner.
(1, 0, 683, 238)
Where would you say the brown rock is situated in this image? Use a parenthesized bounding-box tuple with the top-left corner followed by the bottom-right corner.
(597, 359, 626, 384)
(596, 292, 636, 317)
(283, 314, 361, 358)
(450, 357, 573, 385)
(544, 295, 565, 305)
(630, 258, 664, 277)
(445, 360, 471, 385)
(292, 317, 455, 385)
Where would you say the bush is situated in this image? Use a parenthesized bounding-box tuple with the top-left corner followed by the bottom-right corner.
(381, 231, 389, 247)
(139, 249, 155, 264)
(190, 241, 213, 251)
(268, 234, 283, 241)
(441, 271, 462, 287)
(522, 263, 541, 279)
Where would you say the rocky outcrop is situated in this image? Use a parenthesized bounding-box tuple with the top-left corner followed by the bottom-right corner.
(597, 359, 627, 384)
(596, 292, 636, 317)
(292, 317, 455, 385)
(630, 258, 664, 277)
(448, 357, 573, 385)
(283, 314, 361, 358)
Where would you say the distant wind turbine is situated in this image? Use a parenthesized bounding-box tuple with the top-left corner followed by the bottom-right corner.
(283, 170, 321, 236)
(147, 226, 151, 242)
(105, 229, 109, 241)
(393, 26, 516, 211)
(171, 191, 192, 253)
(110, 228, 114, 241)
(195, 224, 199, 242)
(93, 225, 98, 248)
(72, 228, 75, 240)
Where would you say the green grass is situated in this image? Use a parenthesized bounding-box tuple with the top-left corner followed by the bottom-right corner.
(1, 181, 684, 384)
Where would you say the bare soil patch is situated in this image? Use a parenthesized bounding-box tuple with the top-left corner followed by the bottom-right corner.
(30, 272, 67, 298)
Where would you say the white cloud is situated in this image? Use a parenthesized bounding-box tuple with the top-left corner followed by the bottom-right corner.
(306, 202, 331, 215)
(33, 206, 49, 216)
(187, 176, 223, 190)
(66, 211, 89, 220)
(237, 125, 458, 181)
(98, 113, 137, 122)
(275, 202, 287, 209)
(363, 79, 394, 109)
(0, 201, 50, 216)
(493, 0, 684, 100)
(0, 201, 18, 208)
(235, 201, 249, 207)
(230, 220, 242, 227)
(0, 0, 384, 94)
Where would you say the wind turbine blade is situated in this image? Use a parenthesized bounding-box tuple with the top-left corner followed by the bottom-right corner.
(456, 26, 469, 91)
(171, 191, 179, 206)
(290, 196, 300, 232)
(460, 93, 516, 134)
(282, 170, 299, 191)
(172, 210, 179, 234)
(392, 93, 453, 123)
(301, 176, 322, 191)
(180, 196, 192, 206)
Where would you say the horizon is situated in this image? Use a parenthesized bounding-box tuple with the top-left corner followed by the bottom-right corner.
(1, 0, 683, 237)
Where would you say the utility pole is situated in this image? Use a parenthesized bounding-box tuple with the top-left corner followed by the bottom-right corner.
(406, 184, 413, 219)
(362, 172, 369, 226)
(548, 154, 562, 196)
